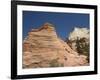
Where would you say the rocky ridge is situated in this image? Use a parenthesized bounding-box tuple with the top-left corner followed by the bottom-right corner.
(23, 23, 88, 68)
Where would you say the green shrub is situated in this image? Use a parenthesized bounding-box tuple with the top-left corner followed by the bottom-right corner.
(76, 37, 89, 62)
(49, 59, 64, 67)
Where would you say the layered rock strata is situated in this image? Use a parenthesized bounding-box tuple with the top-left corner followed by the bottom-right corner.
(23, 23, 88, 68)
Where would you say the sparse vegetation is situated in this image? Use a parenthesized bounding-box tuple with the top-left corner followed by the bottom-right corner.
(76, 37, 89, 62)
(49, 58, 64, 67)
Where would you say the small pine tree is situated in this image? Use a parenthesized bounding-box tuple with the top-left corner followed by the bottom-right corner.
(76, 37, 82, 53)
(76, 37, 89, 62)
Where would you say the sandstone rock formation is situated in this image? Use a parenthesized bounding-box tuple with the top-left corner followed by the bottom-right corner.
(67, 27, 89, 51)
(66, 27, 90, 62)
(23, 23, 88, 68)
(68, 27, 89, 40)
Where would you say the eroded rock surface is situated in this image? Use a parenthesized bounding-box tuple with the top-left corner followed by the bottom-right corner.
(23, 23, 88, 68)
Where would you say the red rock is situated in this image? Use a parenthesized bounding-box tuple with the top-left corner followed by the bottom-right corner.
(23, 23, 88, 68)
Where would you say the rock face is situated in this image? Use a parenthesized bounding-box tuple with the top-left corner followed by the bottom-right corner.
(67, 27, 89, 51)
(68, 27, 89, 40)
(23, 23, 88, 68)
(66, 27, 90, 63)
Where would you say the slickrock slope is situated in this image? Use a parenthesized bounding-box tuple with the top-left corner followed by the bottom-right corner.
(23, 23, 88, 68)
(66, 27, 90, 62)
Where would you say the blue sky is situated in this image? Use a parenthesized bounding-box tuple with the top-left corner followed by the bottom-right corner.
(23, 11, 89, 40)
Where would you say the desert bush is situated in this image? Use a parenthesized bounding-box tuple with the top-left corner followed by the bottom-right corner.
(76, 37, 89, 62)
(49, 59, 64, 67)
